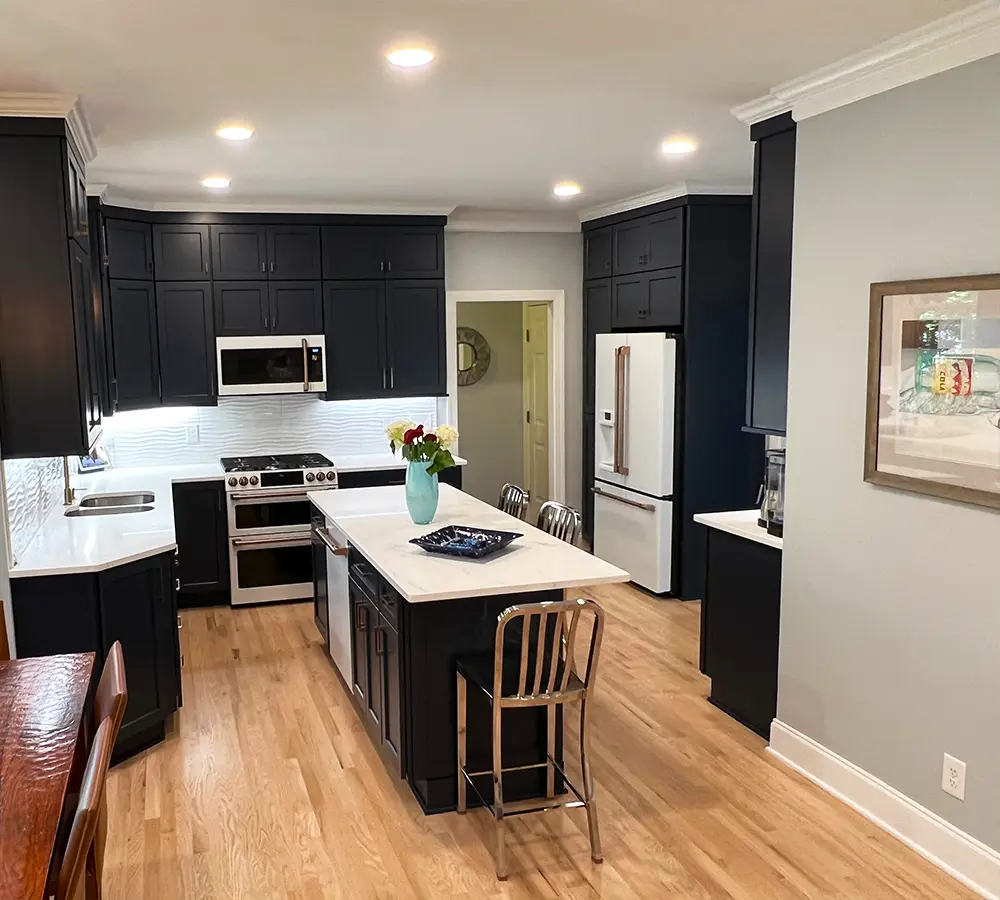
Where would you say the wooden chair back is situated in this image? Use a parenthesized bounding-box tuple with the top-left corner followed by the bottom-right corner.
(498, 483, 529, 520)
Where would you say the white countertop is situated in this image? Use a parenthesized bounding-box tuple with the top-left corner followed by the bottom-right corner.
(693, 510, 784, 551)
(334, 453, 467, 473)
(309, 484, 630, 603)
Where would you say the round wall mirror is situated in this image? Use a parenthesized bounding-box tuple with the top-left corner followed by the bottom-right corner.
(456, 327, 491, 386)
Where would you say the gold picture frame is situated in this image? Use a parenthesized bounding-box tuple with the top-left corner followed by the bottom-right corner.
(865, 273, 1000, 509)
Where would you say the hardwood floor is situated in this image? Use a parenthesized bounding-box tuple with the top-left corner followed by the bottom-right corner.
(103, 585, 976, 899)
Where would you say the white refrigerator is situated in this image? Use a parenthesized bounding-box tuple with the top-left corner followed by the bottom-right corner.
(593, 332, 676, 593)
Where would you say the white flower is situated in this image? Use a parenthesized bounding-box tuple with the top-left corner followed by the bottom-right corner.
(386, 420, 416, 445)
(435, 424, 458, 449)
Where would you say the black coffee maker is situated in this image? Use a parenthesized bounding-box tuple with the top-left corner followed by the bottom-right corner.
(757, 448, 785, 537)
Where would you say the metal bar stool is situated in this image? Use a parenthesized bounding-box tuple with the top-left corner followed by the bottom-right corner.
(536, 500, 583, 545)
(456, 597, 606, 880)
(498, 483, 529, 520)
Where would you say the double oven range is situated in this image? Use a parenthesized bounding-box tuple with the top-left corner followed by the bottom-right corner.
(223, 453, 338, 606)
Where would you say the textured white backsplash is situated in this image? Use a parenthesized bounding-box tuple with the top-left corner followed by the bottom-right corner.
(4, 456, 63, 563)
(103, 395, 439, 467)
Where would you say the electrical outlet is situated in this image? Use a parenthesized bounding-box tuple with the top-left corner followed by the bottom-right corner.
(185, 423, 200, 445)
(942, 753, 966, 801)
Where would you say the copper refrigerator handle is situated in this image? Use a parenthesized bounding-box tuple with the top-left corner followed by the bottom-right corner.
(614, 345, 630, 476)
(613, 347, 622, 473)
(302, 338, 310, 392)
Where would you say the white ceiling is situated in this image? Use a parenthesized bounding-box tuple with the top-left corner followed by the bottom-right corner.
(0, 0, 975, 213)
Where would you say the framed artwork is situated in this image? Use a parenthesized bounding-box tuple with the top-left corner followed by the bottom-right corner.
(865, 273, 1000, 509)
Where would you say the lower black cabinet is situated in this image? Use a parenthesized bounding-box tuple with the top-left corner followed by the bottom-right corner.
(11, 551, 182, 761)
(109, 280, 160, 411)
(379, 614, 403, 775)
(582, 412, 595, 543)
(612, 268, 683, 329)
(156, 282, 216, 405)
(172, 480, 229, 606)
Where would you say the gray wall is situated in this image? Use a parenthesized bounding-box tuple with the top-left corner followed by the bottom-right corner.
(456, 302, 524, 504)
(446, 231, 583, 509)
(782, 53, 1000, 850)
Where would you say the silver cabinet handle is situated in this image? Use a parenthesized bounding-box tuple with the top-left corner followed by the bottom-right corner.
(302, 337, 310, 392)
(260, 261, 266, 273)
(390, 367, 394, 389)
(382, 369, 387, 390)
(314, 526, 349, 556)
(175, 577, 181, 591)
(177, 614, 183, 629)
(591, 486, 655, 512)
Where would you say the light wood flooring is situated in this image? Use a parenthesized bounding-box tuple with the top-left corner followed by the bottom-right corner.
(103, 585, 976, 899)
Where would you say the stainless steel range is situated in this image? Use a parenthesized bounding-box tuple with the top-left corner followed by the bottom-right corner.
(222, 453, 337, 606)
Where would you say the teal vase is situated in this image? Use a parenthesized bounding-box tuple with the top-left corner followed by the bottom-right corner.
(405, 460, 439, 525)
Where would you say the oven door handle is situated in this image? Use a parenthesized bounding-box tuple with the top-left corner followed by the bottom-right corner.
(313, 526, 349, 557)
(229, 490, 309, 501)
(231, 535, 312, 548)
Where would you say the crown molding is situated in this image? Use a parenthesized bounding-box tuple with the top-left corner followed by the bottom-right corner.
(579, 180, 752, 223)
(86, 183, 108, 199)
(445, 207, 580, 233)
(732, 0, 1000, 125)
(0, 92, 97, 163)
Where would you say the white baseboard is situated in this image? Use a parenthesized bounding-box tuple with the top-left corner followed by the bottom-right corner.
(769, 720, 1000, 900)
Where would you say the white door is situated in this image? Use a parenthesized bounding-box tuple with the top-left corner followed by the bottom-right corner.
(592, 481, 673, 593)
(522, 303, 550, 518)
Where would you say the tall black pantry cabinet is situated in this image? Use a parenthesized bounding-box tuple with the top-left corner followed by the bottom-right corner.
(581, 197, 764, 600)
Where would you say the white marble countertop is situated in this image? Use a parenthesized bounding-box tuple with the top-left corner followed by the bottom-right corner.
(693, 509, 784, 551)
(334, 453, 467, 472)
(309, 484, 630, 603)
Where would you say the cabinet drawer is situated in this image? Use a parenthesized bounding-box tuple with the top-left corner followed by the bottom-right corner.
(349, 558, 378, 600)
(377, 579, 400, 629)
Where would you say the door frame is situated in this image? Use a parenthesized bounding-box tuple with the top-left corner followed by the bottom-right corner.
(522, 303, 551, 515)
(445, 289, 566, 505)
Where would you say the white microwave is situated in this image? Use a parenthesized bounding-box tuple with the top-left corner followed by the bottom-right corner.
(216, 335, 327, 396)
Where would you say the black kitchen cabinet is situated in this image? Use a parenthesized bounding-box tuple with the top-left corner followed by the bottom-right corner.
(324, 281, 386, 398)
(613, 210, 683, 275)
(269, 282, 323, 334)
(71, 240, 102, 441)
(266, 225, 322, 279)
(65, 144, 88, 244)
(322, 226, 386, 279)
(105, 219, 154, 280)
(378, 612, 403, 776)
(312, 511, 329, 644)
(109, 280, 160, 410)
(584, 227, 613, 279)
(384, 281, 446, 395)
(612, 268, 682, 329)
(746, 114, 796, 435)
(583, 279, 612, 415)
(87, 199, 114, 419)
(213, 282, 269, 335)
(11, 551, 182, 761)
(210, 224, 267, 280)
(172, 480, 229, 607)
(153, 224, 211, 280)
(156, 282, 216, 405)
(582, 413, 595, 543)
(385, 226, 445, 279)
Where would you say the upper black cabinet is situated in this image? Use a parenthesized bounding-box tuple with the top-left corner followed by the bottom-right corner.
(213, 282, 268, 336)
(64, 145, 88, 244)
(154, 224, 211, 280)
(746, 114, 796, 435)
(211, 224, 267, 279)
(613, 210, 683, 275)
(322, 225, 443, 280)
(214, 281, 322, 335)
(109, 280, 160, 411)
(324, 281, 386, 399)
(269, 282, 323, 334)
(156, 282, 215, 405)
(384, 281, 446, 395)
(267, 225, 322, 279)
(583, 279, 612, 415)
(612, 268, 683, 330)
(584, 227, 613, 279)
(105, 219, 154, 280)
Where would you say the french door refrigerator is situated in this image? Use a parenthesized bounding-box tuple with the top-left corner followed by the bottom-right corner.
(593, 332, 676, 593)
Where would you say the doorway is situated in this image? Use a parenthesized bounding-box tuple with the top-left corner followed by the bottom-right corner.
(522, 303, 550, 520)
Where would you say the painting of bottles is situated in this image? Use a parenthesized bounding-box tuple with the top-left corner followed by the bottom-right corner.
(865, 274, 1000, 510)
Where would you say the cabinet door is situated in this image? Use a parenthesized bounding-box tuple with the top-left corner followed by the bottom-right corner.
(364, 596, 383, 739)
(385, 226, 444, 279)
(266, 225, 321, 279)
(213, 282, 268, 336)
(645, 268, 683, 328)
(584, 227, 613, 279)
(269, 282, 323, 335)
(583, 279, 612, 415)
(611, 274, 646, 329)
(105, 219, 154, 280)
(172, 481, 229, 594)
(323, 281, 386, 399)
(64, 145, 88, 243)
(109, 280, 160, 410)
(613, 220, 648, 275)
(210, 224, 267, 280)
(153, 224, 211, 280)
(156, 282, 216, 405)
(646, 210, 684, 271)
(349, 578, 370, 707)
(384, 281, 445, 396)
(321, 226, 386, 279)
(99, 556, 173, 740)
(70, 240, 100, 441)
(379, 616, 403, 777)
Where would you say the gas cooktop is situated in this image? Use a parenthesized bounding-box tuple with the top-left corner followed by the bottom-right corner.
(221, 453, 333, 473)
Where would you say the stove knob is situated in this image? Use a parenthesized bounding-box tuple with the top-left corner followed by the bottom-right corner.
(249, 475, 259, 485)
(228, 477, 238, 487)
(316, 472, 326, 482)
(239, 476, 249, 486)
(326, 471, 336, 483)
(305, 472, 316, 482)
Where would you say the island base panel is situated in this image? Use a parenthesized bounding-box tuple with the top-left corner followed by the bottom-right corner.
(404, 590, 565, 815)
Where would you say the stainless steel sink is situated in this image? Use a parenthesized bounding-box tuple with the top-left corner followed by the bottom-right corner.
(79, 492, 155, 508)
(65, 504, 154, 517)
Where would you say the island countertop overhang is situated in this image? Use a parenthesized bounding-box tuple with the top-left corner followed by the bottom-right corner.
(308, 484, 630, 603)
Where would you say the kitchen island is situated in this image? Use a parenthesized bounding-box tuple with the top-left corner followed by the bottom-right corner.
(309, 484, 629, 813)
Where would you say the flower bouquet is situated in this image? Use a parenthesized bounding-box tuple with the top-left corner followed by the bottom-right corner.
(386, 421, 458, 524)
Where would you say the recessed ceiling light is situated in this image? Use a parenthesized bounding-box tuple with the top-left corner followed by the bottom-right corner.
(662, 137, 697, 155)
(201, 175, 231, 189)
(553, 181, 582, 198)
(216, 124, 254, 141)
(387, 47, 435, 68)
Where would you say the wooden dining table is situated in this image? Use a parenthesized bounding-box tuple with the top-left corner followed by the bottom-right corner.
(0, 652, 95, 900)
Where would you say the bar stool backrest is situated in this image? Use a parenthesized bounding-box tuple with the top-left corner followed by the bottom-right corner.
(498, 483, 529, 520)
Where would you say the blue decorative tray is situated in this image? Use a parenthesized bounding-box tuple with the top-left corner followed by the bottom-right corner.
(410, 525, 522, 559)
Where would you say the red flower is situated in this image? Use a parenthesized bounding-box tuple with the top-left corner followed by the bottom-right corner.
(424, 433, 437, 444)
(403, 424, 425, 444)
